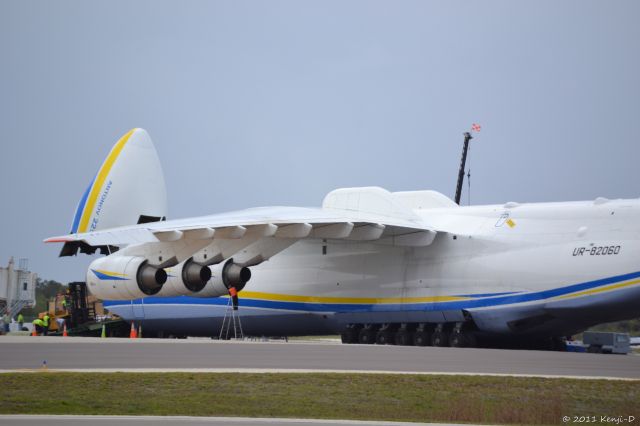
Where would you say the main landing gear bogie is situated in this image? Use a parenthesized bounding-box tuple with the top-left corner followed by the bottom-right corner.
(342, 322, 479, 349)
(341, 322, 567, 351)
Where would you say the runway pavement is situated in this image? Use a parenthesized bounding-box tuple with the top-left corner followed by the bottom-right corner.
(1, 336, 639, 379)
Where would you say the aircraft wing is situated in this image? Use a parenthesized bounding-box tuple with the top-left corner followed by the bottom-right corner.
(45, 187, 438, 266)
(46, 205, 434, 246)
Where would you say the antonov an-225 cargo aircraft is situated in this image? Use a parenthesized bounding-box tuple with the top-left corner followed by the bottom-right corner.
(46, 128, 640, 349)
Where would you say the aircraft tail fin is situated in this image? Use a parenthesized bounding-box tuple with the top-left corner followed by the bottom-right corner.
(59, 128, 167, 256)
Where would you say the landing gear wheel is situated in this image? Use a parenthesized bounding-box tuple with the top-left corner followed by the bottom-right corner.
(358, 327, 377, 345)
(413, 331, 431, 346)
(449, 332, 477, 348)
(341, 327, 359, 344)
(449, 332, 467, 348)
(394, 331, 412, 346)
(376, 330, 394, 345)
(431, 331, 449, 347)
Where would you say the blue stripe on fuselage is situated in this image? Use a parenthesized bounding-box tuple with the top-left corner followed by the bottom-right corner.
(103, 270, 640, 313)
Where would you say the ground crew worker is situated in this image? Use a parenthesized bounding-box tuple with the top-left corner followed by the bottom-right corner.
(61, 296, 67, 312)
(229, 287, 239, 311)
(64, 289, 71, 312)
(32, 318, 44, 335)
(42, 313, 51, 336)
(17, 313, 24, 329)
(2, 313, 9, 333)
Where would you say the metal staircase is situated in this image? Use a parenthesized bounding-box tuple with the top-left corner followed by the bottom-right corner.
(0, 299, 30, 317)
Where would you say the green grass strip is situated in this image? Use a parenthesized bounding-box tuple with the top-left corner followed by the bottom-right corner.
(1, 373, 638, 424)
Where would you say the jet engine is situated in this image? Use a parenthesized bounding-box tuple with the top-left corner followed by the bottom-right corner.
(194, 259, 251, 297)
(156, 258, 212, 297)
(86, 255, 167, 300)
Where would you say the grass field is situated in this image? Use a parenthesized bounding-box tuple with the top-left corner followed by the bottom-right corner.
(1, 373, 638, 424)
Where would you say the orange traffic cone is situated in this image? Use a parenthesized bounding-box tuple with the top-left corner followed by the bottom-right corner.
(62, 323, 68, 337)
(129, 322, 137, 339)
(31, 328, 37, 336)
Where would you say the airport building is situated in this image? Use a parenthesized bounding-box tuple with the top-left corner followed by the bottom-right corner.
(0, 257, 37, 317)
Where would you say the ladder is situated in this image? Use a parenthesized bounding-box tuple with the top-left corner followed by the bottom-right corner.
(218, 296, 244, 340)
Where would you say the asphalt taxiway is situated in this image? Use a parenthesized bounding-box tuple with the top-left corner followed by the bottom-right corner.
(1, 336, 638, 379)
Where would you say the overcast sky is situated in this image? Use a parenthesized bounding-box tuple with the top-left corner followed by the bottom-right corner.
(1, 1, 639, 283)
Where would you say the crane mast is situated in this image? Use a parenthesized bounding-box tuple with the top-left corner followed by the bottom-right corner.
(454, 132, 473, 205)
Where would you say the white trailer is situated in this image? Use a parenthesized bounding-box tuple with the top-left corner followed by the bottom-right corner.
(583, 332, 631, 354)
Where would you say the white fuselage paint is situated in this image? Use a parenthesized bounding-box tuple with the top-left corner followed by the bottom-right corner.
(258, 201, 637, 301)
(107, 198, 640, 338)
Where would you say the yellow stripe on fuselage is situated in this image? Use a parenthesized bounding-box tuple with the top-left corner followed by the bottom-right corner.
(554, 278, 640, 301)
(241, 277, 640, 306)
(77, 129, 135, 233)
(239, 290, 469, 305)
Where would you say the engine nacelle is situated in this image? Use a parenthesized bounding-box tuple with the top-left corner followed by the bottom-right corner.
(86, 255, 167, 300)
(156, 258, 212, 297)
(194, 259, 251, 298)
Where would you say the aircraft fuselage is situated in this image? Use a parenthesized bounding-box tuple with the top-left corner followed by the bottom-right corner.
(105, 198, 640, 341)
